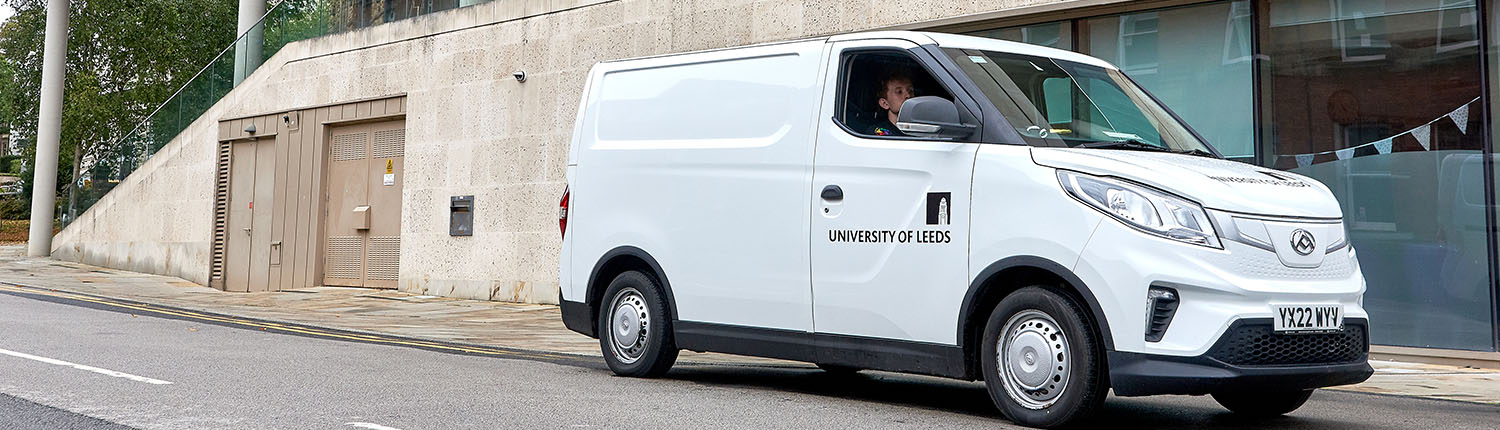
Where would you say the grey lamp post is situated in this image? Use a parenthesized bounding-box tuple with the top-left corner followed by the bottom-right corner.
(27, 0, 70, 257)
(233, 0, 266, 85)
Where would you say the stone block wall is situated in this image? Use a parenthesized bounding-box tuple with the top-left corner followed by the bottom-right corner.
(51, 0, 1069, 302)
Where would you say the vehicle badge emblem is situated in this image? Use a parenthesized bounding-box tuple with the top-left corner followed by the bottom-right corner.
(1290, 229, 1316, 256)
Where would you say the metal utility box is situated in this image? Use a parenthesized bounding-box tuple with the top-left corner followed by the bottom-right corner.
(450, 196, 474, 236)
(352, 205, 371, 230)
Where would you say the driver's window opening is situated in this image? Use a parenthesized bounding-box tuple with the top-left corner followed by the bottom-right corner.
(838, 52, 954, 138)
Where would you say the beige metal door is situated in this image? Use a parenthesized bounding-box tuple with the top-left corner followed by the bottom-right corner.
(322, 120, 405, 288)
(364, 126, 404, 289)
(225, 138, 276, 292)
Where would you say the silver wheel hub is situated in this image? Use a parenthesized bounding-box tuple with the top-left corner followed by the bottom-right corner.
(614, 303, 641, 348)
(999, 310, 1071, 410)
(608, 289, 650, 364)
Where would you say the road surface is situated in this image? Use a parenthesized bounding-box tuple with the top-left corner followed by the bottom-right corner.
(0, 289, 1495, 429)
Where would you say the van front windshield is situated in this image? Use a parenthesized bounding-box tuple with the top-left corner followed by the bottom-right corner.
(944, 48, 1217, 156)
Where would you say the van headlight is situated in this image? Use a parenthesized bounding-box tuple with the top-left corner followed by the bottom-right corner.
(1057, 170, 1221, 249)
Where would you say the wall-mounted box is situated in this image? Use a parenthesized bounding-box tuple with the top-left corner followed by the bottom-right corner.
(353, 205, 371, 230)
(451, 196, 474, 236)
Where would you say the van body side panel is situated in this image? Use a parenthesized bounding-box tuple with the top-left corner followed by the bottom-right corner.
(561, 67, 604, 304)
(563, 67, 604, 304)
(967, 145, 1108, 339)
(566, 67, 595, 169)
(570, 42, 824, 332)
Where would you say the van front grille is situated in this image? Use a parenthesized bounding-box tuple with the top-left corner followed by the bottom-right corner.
(1206, 320, 1367, 367)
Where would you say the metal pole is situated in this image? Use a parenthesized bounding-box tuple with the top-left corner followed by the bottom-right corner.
(233, 0, 266, 85)
(27, 0, 70, 257)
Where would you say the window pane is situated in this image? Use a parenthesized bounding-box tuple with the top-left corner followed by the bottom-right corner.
(1265, 0, 1492, 350)
(1075, 72, 1164, 144)
(946, 49, 1211, 152)
(1486, 0, 1500, 352)
(1084, 1, 1255, 158)
(1042, 78, 1074, 124)
(970, 21, 1074, 50)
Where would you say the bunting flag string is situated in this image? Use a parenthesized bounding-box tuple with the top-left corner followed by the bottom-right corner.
(1374, 138, 1393, 155)
(1276, 96, 1479, 166)
(1411, 124, 1431, 150)
(1294, 154, 1313, 168)
(1449, 104, 1470, 134)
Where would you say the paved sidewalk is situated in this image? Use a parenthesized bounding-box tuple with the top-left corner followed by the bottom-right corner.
(0, 252, 791, 367)
(3, 252, 1496, 405)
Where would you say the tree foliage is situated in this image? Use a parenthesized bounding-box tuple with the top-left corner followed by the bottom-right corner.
(0, 0, 237, 216)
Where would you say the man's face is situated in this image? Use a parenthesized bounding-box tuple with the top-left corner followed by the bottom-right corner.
(878, 78, 914, 116)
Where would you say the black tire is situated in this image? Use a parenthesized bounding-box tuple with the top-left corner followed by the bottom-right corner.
(816, 363, 861, 375)
(981, 286, 1108, 429)
(1212, 389, 1313, 417)
(598, 270, 678, 377)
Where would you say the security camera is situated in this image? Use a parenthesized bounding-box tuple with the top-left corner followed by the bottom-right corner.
(513, 71, 527, 83)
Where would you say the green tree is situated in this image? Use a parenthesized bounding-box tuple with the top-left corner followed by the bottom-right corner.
(0, 0, 237, 220)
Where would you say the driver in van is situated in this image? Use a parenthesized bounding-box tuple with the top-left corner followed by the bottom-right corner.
(867, 69, 914, 137)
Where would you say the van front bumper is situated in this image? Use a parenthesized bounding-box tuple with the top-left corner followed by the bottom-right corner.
(1108, 318, 1373, 396)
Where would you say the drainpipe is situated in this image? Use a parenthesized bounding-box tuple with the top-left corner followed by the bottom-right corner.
(233, 0, 266, 86)
(27, 0, 70, 257)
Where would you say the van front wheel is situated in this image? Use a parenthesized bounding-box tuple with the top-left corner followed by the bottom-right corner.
(598, 271, 678, 377)
(981, 286, 1107, 428)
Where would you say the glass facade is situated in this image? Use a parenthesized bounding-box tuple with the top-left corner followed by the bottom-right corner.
(1263, 0, 1490, 350)
(1083, 2, 1255, 159)
(970, 22, 1074, 50)
(977, 0, 1500, 351)
(1487, 0, 1500, 354)
(330, 0, 490, 32)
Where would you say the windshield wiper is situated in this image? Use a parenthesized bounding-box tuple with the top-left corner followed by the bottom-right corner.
(1076, 139, 1172, 153)
(1172, 148, 1219, 159)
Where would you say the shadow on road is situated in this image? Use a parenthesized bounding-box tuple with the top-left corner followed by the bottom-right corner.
(1093, 396, 1352, 430)
(661, 364, 1376, 429)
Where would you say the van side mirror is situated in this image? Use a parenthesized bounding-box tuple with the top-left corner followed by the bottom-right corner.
(896, 96, 977, 139)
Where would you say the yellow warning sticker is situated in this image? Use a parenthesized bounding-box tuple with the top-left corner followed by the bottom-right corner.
(386, 159, 394, 174)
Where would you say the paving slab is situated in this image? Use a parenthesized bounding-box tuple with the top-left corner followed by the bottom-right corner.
(3, 248, 1496, 405)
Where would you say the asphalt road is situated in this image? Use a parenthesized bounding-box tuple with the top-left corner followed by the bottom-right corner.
(1, 290, 1497, 430)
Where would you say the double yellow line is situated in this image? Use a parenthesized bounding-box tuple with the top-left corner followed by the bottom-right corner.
(0, 283, 582, 362)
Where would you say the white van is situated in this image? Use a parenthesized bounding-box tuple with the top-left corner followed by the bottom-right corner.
(556, 31, 1371, 428)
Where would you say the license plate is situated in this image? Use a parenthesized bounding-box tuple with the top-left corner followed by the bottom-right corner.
(1273, 305, 1343, 334)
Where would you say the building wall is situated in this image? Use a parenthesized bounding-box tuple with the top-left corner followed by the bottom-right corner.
(51, 0, 1072, 302)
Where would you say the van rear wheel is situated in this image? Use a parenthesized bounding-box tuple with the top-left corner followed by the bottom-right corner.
(981, 286, 1107, 428)
(598, 270, 678, 377)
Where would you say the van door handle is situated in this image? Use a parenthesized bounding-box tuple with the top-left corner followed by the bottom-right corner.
(821, 185, 843, 201)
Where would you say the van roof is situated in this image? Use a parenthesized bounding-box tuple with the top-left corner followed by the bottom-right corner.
(598, 31, 1117, 70)
(830, 31, 1117, 70)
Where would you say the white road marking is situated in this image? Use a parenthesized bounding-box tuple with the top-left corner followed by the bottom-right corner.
(346, 422, 405, 430)
(0, 347, 172, 385)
